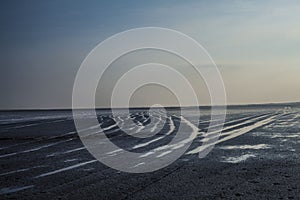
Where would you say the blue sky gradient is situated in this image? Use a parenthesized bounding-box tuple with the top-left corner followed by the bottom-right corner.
(1, 0, 299, 109)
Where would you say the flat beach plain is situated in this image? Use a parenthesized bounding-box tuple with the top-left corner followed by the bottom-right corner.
(0, 103, 299, 199)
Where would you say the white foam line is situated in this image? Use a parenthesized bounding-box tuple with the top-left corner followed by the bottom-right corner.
(166, 117, 175, 135)
(128, 126, 135, 131)
(0, 168, 29, 176)
(34, 160, 97, 178)
(219, 144, 271, 150)
(0, 114, 69, 124)
(4, 119, 67, 130)
(205, 114, 269, 134)
(82, 168, 94, 171)
(117, 115, 149, 134)
(0, 138, 74, 158)
(270, 134, 299, 138)
(139, 151, 155, 158)
(150, 115, 161, 133)
(46, 147, 86, 157)
(135, 118, 143, 126)
(102, 123, 118, 131)
(0, 118, 32, 125)
(0, 165, 46, 176)
(202, 114, 274, 141)
(0, 185, 34, 194)
(113, 116, 125, 131)
(123, 115, 149, 133)
(133, 137, 163, 150)
(187, 114, 278, 155)
(285, 113, 300, 126)
(131, 115, 150, 133)
(273, 113, 299, 126)
(65, 146, 86, 153)
(138, 116, 200, 158)
(0, 152, 18, 158)
(156, 150, 172, 158)
(199, 118, 219, 124)
(132, 116, 175, 149)
(49, 117, 173, 158)
(64, 159, 78, 163)
(7, 122, 41, 129)
(94, 115, 150, 137)
(131, 162, 145, 168)
(201, 114, 258, 127)
(117, 116, 124, 122)
(135, 124, 145, 133)
(0, 141, 36, 151)
(81, 124, 101, 131)
(158, 116, 199, 150)
(23, 138, 74, 153)
(221, 115, 278, 136)
(80, 123, 109, 138)
(142, 117, 150, 125)
(106, 149, 123, 155)
(221, 154, 256, 163)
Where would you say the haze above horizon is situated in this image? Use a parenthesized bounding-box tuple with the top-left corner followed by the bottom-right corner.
(1, 0, 300, 109)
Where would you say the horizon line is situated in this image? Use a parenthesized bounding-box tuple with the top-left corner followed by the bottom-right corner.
(0, 101, 299, 112)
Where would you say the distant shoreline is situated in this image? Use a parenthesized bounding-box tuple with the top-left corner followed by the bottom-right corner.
(0, 101, 299, 112)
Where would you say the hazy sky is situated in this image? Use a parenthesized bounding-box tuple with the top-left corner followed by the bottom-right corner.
(1, 0, 300, 109)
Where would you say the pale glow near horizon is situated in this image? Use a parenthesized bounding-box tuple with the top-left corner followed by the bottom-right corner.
(0, 0, 299, 109)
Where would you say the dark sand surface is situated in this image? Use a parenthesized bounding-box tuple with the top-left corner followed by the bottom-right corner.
(0, 106, 299, 199)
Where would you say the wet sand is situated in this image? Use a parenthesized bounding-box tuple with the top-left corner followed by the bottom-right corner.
(0, 106, 299, 199)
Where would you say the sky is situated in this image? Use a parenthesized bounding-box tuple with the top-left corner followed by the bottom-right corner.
(0, 0, 300, 109)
